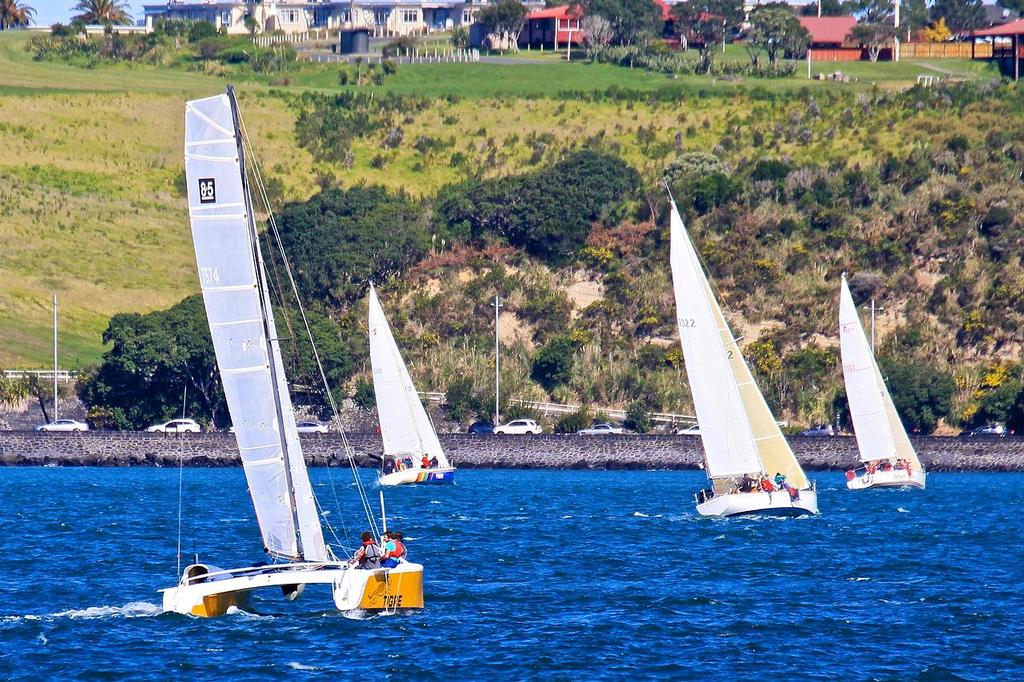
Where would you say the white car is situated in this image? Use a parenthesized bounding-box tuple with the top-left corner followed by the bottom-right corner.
(36, 419, 89, 432)
(577, 422, 624, 435)
(494, 419, 543, 435)
(674, 424, 700, 435)
(147, 418, 201, 434)
(296, 421, 328, 434)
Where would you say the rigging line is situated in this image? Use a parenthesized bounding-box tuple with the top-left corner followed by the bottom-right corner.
(176, 429, 185, 577)
(238, 115, 380, 543)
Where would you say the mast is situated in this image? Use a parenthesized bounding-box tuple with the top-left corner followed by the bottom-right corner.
(53, 294, 58, 422)
(493, 295, 502, 426)
(226, 86, 304, 560)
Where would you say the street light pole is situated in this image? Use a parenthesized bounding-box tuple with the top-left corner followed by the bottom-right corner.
(53, 294, 58, 422)
(492, 295, 502, 427)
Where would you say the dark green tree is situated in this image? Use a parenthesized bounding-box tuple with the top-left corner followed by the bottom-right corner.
(576, 0, 662, 45)
(531, 336, 576, 391)
(747, 5, 810, 65)
(851, 21, 896, 62)
(930, 0, 985, 34)
(799, 0, 849, 16)
(972, 379, 1023, 428)
(623, 400, 652, 433)
(276, 186, 430, 307)
(672, 0, 744, 73)
(899, 0, 929, 41)
(476, 0, 527, 50)
(878, 358, 955, 434)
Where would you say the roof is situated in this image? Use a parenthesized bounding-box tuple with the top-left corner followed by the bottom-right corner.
(528, 5, 579, 20)
(798, 16, 857, 44)
(972, 18, 1024, 37)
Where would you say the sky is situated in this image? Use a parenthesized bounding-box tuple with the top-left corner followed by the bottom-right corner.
(30, 0, 141, 27)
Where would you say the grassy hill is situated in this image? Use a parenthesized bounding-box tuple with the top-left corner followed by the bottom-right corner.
(2, 30, 1021, 430)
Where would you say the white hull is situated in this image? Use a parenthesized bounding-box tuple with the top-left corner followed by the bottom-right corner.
(847, 468, 926, 490)
(160, 560, 424, 616)
(379, 466, 456, 486)
(696, 489, 818, 517)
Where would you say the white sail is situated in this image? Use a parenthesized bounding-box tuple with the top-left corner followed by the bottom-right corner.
(368, 285, 449, 468)
(839, 275, 921, 468)
(670, 200, 809, 487)
(670, 202, 761, 478)
(184, 92, 327, 562)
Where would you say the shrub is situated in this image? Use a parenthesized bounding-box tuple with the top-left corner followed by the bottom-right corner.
(531, 336, 576, 391)
(623, 400, 652, 433)
(353, 377, 376, 409)
(555, 406, 593, 433)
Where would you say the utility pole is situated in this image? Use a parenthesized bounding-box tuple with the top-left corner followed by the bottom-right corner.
(818, 0, 822, 18)
(53, 294, 58, 422)
(893, 0, 900, 62)
(492, 295, 502, 427)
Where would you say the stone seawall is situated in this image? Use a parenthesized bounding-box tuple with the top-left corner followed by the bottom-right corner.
(2, 431, 1024, 471)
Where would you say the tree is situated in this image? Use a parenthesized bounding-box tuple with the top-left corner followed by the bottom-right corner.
(531, 336, 576, 391)
(623, 400, 652, 433)
(799, 0, 849, 16)
(450, 25, 470, 49)
(972, 379, 1023, 428)
(851, 21, 896, 62)
(242, 14, 258, 36)
(0, 371, 27, 408)
(922, 17, 952, 42)
(477, 0, 527, 51)
(581, 14, 614, 60)
(930, 0, 985, 35)
(577, 0, 661, 46)
(71, 0, 132, 25)
(0, 0, 34, 29)
(878, 358, 955, 435)
(276, 186, 430, 307)
(672, 0, 744, 73)
(900, 0, 929, 41)
(747, 5, 810, 65)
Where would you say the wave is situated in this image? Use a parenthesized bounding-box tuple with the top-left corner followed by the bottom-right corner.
(288, 662, 322, 671)
(5, 601, 163, 622)
(897, 507, 909, 513)
(632, 512, 649, 518)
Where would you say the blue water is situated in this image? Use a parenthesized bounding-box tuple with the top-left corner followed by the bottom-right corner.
(0, 468, 1021, 680)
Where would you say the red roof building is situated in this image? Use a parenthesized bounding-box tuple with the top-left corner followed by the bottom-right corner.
(798, 15, 861, 61)
(970, 19, 1024, 80)
(520, 0, 674, 49)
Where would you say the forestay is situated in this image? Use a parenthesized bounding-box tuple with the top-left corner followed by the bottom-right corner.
(840, 275, 920, 468)
(184, 92, 328, 561)
(368, 285, 449, 467)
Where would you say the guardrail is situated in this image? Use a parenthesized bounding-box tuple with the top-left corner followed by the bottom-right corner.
(3, 370, 76, 383)
(417, 391, 696, 425)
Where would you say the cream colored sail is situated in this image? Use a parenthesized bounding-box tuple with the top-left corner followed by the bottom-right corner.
(840, 275, 921, 469)
(368, 285, 449, 468)
(670, 200, 808, 488)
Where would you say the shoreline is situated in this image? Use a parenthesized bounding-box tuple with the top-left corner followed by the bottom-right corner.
(1, 431, 1022, 472)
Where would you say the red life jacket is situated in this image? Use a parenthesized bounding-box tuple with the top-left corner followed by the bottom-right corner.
(422, 456, 431, 468)
(393, 540, 406, 559)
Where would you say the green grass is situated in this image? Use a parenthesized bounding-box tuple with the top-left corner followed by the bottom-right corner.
(0, 28, 1007, 367)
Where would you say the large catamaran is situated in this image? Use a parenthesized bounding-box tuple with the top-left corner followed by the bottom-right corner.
(839, 274, 926, 490)
(368, 284, 455, 486)
(668, 197, 818, 517)
(161, 88, 424, 617)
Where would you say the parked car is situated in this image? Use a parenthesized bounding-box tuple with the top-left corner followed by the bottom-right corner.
(960, 423, 1006, 437)
(35, 419, 89, 432)
(674, 424, 701, 435)
(799, 424, 836, 437)
(147, 418, 201, 434)
(577, 422, 624, 435)
(467, 421, 495, 435)
(296, 421, 328, 434)
(493, 419, 543, 435)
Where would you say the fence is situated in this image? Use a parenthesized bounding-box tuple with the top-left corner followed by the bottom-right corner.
(3, 370, 76, 383)
(901, 42, 986, 59)
(253, 30, 334, 46)
(300, 47, 479, 64)
(418, 392, 696, 426)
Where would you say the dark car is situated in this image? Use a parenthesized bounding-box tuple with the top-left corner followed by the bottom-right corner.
(960, 423, 1006, 437)
(799, 424, 835, 437)
(467, 421, 495, 435)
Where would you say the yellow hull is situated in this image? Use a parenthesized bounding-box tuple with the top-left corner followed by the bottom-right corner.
(192, 590, 252, 617)
(359, 567, 424, 610)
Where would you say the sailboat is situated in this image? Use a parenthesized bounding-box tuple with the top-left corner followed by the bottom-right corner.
(161, 87, 424, 617)
(368, 285, 456, 486)
(839, 274, 926, 490)
(668, 197, 818, 517)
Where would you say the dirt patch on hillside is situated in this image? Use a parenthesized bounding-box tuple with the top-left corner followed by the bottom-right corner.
(565, 279, 604, 317)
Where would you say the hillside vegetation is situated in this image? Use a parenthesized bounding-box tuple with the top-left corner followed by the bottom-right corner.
(1, 31, 1022, 432)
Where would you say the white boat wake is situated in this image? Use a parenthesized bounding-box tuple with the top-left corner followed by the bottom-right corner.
(3, 601, 162, 622)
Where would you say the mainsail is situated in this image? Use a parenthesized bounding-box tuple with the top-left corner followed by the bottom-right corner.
(839, 275, 921, 468)
(184, 91, 328, 561)
(368, 285, 449, 467)
(670, 200, 808, 487)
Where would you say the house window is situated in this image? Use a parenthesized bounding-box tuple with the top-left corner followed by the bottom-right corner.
(284, 9, 299, 24)
(340, 9, 351, 23)
(462, 10, 472, 23)
(220, 11, 231, 26)
(374, 9, 390, 25)
(402, 9, 418, 23)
